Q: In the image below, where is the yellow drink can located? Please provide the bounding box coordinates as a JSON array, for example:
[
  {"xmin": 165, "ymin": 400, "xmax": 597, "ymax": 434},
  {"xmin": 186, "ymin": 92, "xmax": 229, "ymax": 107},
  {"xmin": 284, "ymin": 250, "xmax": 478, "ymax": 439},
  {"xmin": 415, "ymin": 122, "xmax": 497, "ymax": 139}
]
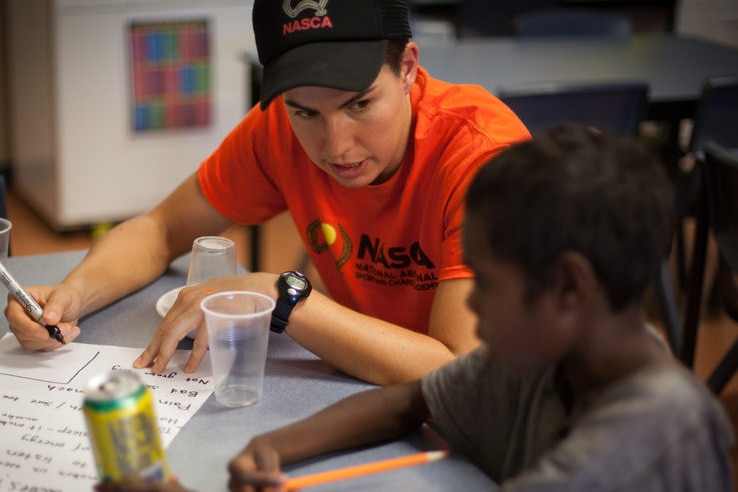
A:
[{"xmin": 83, "ymin": 370, "xmax": 169, "ymax": 483}]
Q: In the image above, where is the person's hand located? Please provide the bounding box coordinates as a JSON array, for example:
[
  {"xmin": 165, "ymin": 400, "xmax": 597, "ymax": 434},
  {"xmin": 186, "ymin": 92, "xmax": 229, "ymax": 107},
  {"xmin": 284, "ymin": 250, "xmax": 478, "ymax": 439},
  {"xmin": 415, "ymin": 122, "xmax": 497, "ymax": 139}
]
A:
[
  {"xmin": 134, "ymin": 272, "xmax": 279, "ymax": 374},
  {"xmin": 4, "ymin": 284, "xmax": 82, "ymax": 350},
  {"xmin": 94, "ymin": 477, "xmax": 192, "ymax": 492},
  {"xmin": 227, "ymin": 438, "xmax": 288, "ymax": 492}
]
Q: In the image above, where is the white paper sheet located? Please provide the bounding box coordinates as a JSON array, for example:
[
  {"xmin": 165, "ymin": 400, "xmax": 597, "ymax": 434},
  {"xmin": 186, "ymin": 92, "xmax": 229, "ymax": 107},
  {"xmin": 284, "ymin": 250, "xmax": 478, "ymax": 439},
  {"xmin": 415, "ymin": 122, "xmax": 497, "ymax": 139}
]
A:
[{"xmin": 0, "ymin": 334, "xmax": 213, "ymax": 491}]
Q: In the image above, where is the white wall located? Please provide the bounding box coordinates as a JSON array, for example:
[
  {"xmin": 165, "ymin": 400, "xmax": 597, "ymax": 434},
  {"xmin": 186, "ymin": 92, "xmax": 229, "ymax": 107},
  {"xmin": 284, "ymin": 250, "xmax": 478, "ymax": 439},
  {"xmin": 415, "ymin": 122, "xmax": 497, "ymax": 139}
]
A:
[{"xmin": 9, "ymin": 0, "xmax": 255, "ymax": 229}]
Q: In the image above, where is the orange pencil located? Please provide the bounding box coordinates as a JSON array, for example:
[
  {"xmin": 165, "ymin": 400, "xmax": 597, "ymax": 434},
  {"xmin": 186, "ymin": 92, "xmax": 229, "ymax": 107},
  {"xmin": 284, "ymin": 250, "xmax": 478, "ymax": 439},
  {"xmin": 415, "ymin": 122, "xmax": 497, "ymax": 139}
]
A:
[{"xmin": 283, "ymin": 450, "xmax": 448, "ymax": 490}]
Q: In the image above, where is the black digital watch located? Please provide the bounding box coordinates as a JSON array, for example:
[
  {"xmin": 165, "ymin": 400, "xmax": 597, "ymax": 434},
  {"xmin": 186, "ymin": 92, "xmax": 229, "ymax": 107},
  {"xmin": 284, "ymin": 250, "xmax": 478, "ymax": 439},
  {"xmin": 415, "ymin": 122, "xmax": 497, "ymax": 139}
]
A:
[{"xmin": 270, "ymin": 271, "xmax": 312, "ymax": 333}]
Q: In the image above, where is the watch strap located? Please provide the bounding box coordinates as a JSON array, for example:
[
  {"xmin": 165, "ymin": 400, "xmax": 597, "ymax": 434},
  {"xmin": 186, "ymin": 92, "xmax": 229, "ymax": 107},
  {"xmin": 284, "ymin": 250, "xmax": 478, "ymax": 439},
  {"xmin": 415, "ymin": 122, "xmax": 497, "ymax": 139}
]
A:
[{"xmin": 270, "ymin": 301, "xmax": 294, "ymax": 333}]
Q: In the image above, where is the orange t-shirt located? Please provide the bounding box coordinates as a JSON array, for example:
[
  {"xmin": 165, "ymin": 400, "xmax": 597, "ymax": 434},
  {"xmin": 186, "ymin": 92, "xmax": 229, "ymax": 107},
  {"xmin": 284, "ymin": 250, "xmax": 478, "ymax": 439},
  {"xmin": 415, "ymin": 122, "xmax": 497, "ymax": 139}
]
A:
[{"xmin": 198, "ymin": 67, "xmax": 529, "ymax": 334}]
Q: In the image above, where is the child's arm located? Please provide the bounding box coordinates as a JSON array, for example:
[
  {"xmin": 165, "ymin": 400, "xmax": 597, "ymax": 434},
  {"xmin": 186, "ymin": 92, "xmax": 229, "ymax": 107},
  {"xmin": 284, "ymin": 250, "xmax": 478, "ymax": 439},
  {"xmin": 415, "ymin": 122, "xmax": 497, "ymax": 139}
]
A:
[{"xmin": 227, "ymin": 380, "xmax": 430, "ymax": 490}]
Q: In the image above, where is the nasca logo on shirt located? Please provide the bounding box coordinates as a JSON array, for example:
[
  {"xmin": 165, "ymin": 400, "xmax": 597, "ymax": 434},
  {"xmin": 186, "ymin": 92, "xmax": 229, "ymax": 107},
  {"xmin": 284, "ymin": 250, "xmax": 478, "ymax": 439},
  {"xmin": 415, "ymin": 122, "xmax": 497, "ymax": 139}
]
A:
[{"xmin": 282, "ymin": 0, "xmax": 333, "ymax": 34}]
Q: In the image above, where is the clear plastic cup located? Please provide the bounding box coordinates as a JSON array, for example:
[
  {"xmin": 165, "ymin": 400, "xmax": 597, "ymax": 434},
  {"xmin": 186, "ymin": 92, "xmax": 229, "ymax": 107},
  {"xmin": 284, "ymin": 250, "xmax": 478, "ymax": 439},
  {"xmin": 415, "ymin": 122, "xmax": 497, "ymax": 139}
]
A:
[{"xmin": 200, "ymin": 291, "xmax": 275, "ymax": 407}]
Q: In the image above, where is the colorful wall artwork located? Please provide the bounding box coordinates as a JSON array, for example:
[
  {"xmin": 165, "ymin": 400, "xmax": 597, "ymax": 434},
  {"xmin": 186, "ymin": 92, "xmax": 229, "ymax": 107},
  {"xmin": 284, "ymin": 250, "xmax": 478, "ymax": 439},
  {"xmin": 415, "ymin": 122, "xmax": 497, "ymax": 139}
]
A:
[{"xmin": 129, "ymin": 20, "xmax": 211, "ymax": 132}]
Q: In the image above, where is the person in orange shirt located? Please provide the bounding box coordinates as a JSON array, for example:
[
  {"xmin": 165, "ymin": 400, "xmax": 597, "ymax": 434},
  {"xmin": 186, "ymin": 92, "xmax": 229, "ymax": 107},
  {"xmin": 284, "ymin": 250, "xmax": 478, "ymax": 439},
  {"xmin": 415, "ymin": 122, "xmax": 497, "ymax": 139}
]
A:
[{"xmin": 5, "ymin": 0, "xmax": 529, "ymax": 386}]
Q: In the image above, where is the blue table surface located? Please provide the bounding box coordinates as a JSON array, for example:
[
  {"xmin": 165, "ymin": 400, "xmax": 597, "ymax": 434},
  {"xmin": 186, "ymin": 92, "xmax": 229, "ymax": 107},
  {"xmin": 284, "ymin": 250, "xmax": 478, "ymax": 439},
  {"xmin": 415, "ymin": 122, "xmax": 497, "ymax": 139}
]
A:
[{"xmin": 0, "ymin": 251, "xmax": 496, "ymax": 491}]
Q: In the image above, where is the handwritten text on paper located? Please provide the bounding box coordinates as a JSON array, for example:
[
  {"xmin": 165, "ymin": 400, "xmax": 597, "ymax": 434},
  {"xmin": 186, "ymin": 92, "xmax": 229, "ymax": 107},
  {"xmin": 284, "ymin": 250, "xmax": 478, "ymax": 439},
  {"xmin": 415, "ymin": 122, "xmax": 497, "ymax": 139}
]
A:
[{"xmin": 0, "ymin": 334, "xmax": 213, "ymax": 491}]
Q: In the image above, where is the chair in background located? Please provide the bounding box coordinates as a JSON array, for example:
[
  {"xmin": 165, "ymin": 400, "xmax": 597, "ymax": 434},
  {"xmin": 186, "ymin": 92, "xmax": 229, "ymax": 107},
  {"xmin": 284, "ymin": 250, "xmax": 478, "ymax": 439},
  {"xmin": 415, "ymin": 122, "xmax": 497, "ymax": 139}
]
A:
[
  {"xmin": 513, "ymin": 8, "xmax": 633, "ymax": 38},
  {"xmin": 677, "ymin": 76, "xmax": 738, "ymax": 278},
  {"xmin": 497, "ymin": 80, "xmax": 649, "ymax": 138},
  {"xmin": 496, "ymin": 80, "xmax": 681, "ymax": 351},
  {"xmin": 680, "ymin": 142, "xmax": 738, "ymax": 394},
  {"xmin": 676, "ymin": 76, "xmax": 738, "ymax": 366},
  {"xmin": 687, "ymin": 75, "xmax": 738, "ymax": 160},
  {"xmin": 248, "ymin": 64, "xmax": 265, "ymax": 272}
]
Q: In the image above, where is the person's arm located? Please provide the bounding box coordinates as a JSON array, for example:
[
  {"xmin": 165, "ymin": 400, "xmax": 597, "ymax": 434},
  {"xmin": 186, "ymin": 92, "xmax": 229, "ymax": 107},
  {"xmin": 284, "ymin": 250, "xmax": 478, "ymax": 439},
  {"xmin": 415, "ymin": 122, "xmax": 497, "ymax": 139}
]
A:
[
  {"xmin": 5, "ymin": 173, "xmax": 232, "ymax": 351},
  {"xmin": 227, "ymin": 380, "xmax": 430, "ymax": 491},
  {"xmin": 286, "ymin": 277, "xmax": 480, "ymax": 385},
  {"xmin": 134, "ymin": 274, "xmax": 479, "ymax": 383}
]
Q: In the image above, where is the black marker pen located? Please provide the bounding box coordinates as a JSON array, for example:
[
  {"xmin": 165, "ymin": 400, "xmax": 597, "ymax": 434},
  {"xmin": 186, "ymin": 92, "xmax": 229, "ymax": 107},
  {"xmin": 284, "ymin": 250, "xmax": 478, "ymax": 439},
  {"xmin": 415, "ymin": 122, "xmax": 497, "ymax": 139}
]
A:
[{"xmin": 0, "ymin": 260, "xmax": 65, "ymax": 344}]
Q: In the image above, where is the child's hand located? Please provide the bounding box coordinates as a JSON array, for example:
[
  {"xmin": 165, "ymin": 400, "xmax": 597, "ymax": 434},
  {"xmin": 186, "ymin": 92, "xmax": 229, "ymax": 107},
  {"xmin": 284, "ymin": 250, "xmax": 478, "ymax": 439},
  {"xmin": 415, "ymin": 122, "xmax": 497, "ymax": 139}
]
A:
[{"xmin": 227, "ymin": 440, "xmax": 289, "ymax": 492}]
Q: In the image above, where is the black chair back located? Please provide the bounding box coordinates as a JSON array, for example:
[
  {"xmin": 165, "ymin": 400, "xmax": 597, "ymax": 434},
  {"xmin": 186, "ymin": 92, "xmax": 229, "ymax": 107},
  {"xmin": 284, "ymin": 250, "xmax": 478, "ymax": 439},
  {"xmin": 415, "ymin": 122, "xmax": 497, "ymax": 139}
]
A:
[
  {"xmin": 513, "ymin": 8, "xmax": 633, "ymax": 38},
  {"xmin": 497, "ymin": 81, "xmax": 649, "ymax": 138},
  {"xmin": 689, "ymin": 75, "xmax": 738, "ymax": 159},
  {"xmin": 698, "ymin": 141, "xmax": 738, "ymax": 393},
  {"xmin": 670, "ymin": 74, "xmax": 738, "ymax": 299},
  {"xmin": 704, "ymin": 142, "xmax": 738, "ymax": 276},
  {"xmin": 497, "ymin": 80, "xmax": 683, "ymax": 351}
]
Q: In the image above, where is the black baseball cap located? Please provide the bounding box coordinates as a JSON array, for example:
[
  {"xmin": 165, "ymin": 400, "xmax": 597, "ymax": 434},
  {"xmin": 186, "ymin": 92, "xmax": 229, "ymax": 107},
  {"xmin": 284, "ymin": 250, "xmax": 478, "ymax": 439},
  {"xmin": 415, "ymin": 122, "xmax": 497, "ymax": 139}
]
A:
[{"xmin": 253, "ymin": 0, "xmax": 412, "ymax": 109}]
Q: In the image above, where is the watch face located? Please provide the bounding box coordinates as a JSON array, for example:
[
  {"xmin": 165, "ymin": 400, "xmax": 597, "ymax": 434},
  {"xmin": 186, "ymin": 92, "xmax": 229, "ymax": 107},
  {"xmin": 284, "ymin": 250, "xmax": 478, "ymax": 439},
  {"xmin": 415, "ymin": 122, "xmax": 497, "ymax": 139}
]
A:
[{"xmin": 285, "ymin": 274, "xmax": 307, "ymax": 291}]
